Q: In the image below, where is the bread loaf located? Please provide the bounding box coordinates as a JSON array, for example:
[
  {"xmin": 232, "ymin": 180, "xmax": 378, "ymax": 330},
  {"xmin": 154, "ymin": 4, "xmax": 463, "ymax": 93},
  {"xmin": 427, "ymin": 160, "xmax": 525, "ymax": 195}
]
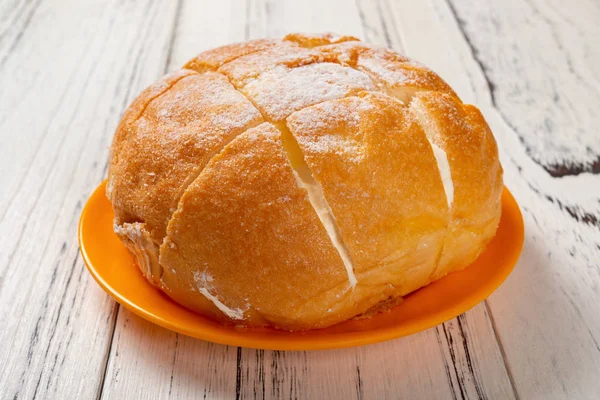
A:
[{"xmin": 107, "ymin": 33, "xmax": 503, "ymax": 330}]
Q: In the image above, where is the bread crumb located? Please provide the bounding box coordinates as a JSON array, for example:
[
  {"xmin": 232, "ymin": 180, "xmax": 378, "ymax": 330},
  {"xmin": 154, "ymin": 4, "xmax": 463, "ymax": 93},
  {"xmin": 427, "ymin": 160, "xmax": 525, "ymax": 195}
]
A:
[{"xmin": 193, "ymin": 270, "xmax": 248, "ymax": 320}]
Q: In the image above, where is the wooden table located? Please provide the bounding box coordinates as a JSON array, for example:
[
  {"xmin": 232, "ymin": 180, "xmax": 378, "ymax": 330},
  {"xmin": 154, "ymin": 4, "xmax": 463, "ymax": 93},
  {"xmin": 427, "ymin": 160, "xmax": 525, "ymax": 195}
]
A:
[{"xmin": 2, "ymin": 0, "xmax": 599, "ymax": 398}]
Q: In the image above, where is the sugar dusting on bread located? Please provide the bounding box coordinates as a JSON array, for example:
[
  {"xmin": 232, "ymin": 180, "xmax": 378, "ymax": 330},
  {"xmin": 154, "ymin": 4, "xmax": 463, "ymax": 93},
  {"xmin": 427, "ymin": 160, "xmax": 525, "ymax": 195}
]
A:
[
  {"xmin": 243, "ymin": 63, "xmax": 375, "ymax": 121},
  {"xmin": 285, "ymin": 97, "xmax": 374, "ymax": 163},
  {"xmin": 108, "ymin": 71, "xmax": 263, "ymax": 247},
  {"xmin": 218, "ymin": 41, "xmax": 317, "ymax": 87}
]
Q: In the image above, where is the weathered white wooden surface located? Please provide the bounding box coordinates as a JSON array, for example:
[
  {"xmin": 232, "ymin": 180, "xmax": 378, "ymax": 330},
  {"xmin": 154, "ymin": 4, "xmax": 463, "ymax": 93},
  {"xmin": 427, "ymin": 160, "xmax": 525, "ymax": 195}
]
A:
[
  {"xmin": 0, "ymin": 0, "xmax": 598, "ymax": 398},
  {"xmin": 0, "ymin": 0, "xmax": 178, "ymax": 398},
  {"xmin": 388, "ymin": 1, "xmax": 600, "ymax": 397}
]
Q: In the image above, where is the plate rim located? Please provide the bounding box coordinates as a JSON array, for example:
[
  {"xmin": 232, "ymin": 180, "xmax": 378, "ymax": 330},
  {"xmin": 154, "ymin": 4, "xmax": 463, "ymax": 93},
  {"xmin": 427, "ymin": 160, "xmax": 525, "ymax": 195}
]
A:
[{"xmin": 79, "ymin": 181, "xmax": 524, "ymax": 350}]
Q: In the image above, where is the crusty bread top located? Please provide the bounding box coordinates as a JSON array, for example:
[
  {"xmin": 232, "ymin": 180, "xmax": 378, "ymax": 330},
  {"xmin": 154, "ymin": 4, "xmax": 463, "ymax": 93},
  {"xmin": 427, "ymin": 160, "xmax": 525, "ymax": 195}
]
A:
[
  {"xmin": 159, "ymin": 123, "xmax": 356, "ymax": 328},
  {"xmin": 107, "ymin": 33, "xmax": 503, "ymax": 330},
  {"xmin": 108, "ymin": 71, "xmax": 263, "ymax": 245},
  {"xmin": 287, "ymin": 92, "xmax": 450, "ymax": 294},
  {"xmin": 410, "ymin": 92, "xmax": 503, "ymax": 277}
]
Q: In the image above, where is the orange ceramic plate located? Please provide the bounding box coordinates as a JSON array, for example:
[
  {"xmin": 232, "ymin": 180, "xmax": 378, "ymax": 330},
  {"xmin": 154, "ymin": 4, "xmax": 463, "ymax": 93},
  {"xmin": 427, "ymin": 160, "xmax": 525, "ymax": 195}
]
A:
[{"xmin": 79, "ymin": 181, "xmax": 523, "ymax": 350}]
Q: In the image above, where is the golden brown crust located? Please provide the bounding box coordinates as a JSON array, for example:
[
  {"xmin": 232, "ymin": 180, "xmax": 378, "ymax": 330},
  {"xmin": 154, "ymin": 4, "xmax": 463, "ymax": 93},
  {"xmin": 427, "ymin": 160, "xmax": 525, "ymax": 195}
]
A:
[
  {"xmin": 353, "ymin": 296, "xmax": 404, "ymax": 320},
  {"xmin": 287, "ymin": 93, "xmax": 450, "ymax": 297},
  {"xmin": 107, "ymin": 33, "xmax": 503, "ymax": 330},
  {"xmin": 313, "ymin": 41, "xmax": 457, "ymax": 102},
  {"xmin": 283, "ymin": 32, "xmax": 359, "ymax": 48},
  {"xmin": 107, "ymin": 69, "xmax": 197, "ymax": 194},
  {"xmin": 159, "ymin": 123, "xmax": 385, "ymax": 330},
  {"xmin": 241, "ymin": 62, "xmax": 376, "ymax": 121},
  {"xmin": 108, "ymin": 72, "xmax": 263, "ymax": 246},
  {"xmin": 317, "ymin": 41, "xmax": 410, "ymax": 66},
  {"xmin": 409, "ymin": 92, "xmax": 503, "ymax": 279},
  {"xmin": 218, "ymin": 33, "xmax": 361, "ymax": 89},
  {"xmin": 218, "ymin": 41, "xmax": 318, "ymax": 87},
  {"xmin": 183, "ymin": 39, "xmax": 279, "ymax": 72},
  {"xmin": 374, "ymin": 60, "xmax": 458, "ymax": 103}
]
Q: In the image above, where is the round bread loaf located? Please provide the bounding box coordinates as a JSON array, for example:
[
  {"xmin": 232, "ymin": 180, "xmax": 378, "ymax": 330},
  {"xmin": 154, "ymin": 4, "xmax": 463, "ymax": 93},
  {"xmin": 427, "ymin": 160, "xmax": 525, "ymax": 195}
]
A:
[{"xmin": 107, "ymin": 33, "xmax": 503, "ymax": 331}]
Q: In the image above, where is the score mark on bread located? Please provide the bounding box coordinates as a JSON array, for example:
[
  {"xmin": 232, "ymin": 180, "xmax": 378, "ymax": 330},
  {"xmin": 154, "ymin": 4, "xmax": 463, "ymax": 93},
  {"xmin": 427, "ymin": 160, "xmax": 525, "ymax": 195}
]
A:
[
  {"xmin": 107, "ymin": 33, "xmax": 503, "ymax": 330},
  {"xmin": 279, "ymin": 123, "xmax": 358, "ymax": 288}
]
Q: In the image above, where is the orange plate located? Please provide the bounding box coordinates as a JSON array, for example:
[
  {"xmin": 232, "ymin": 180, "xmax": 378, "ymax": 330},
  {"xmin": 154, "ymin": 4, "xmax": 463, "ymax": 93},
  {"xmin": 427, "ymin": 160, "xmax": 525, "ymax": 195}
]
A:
[{"xmin": 79, "ymin": 181, "xmax": 524, "ymax": 350}]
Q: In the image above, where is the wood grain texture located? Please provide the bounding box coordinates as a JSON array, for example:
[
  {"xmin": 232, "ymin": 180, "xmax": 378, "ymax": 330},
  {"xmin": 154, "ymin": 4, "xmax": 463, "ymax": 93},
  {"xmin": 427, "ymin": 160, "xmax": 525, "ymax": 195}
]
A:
[
  {"xmin": 388, "ymin": 0, "xmax": 600, "ymax": 397},
  {"xmin": 0, "ymin": 0, "xmax": 181, "ymax": 398},
  {"xmin": 101, "ymin": 312, "xmax": 238, "ymax": 399},
  {"xmin": 1, "ymin": 0, "xmax": 598, "ymax": 398},
  {"xmin": 449, "ymin": 0, "xmax": 600, "ymax": 178}
]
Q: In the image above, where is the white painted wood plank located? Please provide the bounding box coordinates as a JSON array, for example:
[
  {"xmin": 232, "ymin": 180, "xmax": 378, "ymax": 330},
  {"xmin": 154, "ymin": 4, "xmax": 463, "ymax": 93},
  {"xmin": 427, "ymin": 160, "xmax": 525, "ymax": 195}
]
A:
[
  {"xmin": 0, "ymin": 0, "xmax": 181, "ymax": 398},
  {"xmin": 165, "ymin": 0, "xmax": 248, "ymax": 72},
  {"xmin": 450, "ymin": 0, "xmax": 600, "ymax": 176},
  {"xmin": 437, "ymin": 308, "xmax": 517, "ymax": 399},
  {"xmin": 355, "ymin": 0, "xmax": 405, "ymax": 49},
  {"xmin": 237, "ymin": 347, "xmax": 358, "ymax": 399},
  {"xmin": 246, "ymin": 0, "xmax": 363, "ymax": 40},
  {"xmin": 106, "ymin": 306, "xmax": 512, "ymax": 399},
  {"xmin": 338, "ymin": 305, "xmax": 512, "ymax": 399},
  {"xmin": 388, "ymin": 0, "xmax": 600, "ymax": 398},
  {"xmin": 101, "ymin": 311, "xmax": 238, "ymax": 399}
]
